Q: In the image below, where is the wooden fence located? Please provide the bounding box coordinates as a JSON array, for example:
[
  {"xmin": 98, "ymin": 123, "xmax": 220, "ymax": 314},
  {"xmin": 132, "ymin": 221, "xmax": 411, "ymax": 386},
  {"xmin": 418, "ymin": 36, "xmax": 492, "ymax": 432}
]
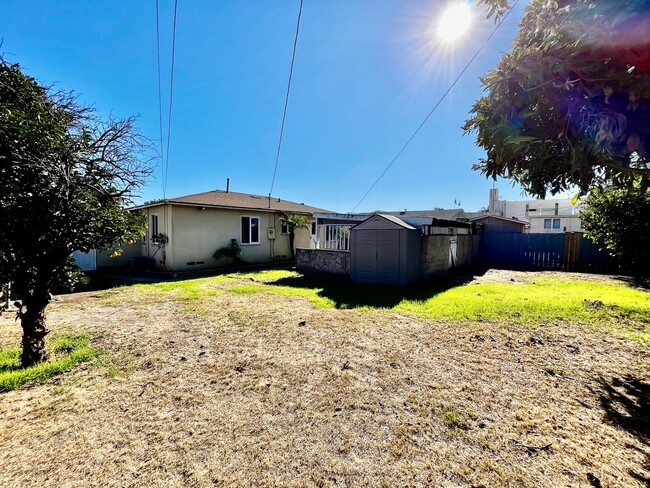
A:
[{"xmin": 479, "ymin": 233, "xmax": 616, "ymax": 271}]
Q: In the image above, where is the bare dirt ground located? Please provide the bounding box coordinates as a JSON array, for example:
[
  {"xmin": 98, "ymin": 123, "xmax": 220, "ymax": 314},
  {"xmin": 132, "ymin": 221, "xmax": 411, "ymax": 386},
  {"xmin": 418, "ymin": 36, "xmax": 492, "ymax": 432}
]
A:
[{"xmin": 0, "ymin": 271, "xmax": 648, "ymax": 487}]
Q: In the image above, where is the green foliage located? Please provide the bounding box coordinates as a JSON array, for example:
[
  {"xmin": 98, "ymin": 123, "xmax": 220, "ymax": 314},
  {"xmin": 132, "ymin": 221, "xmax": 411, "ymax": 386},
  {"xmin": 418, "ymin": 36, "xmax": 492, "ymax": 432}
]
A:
[
  {"xmin": 0, "ymin": 334, "xmax": 100, "ymax": 392},
  {"xmin": 0, "ymin": 58, "xmax": 151, "ymax": 298},
  {"xmin": 0, "ymin": 57, "xmax": 151, "ymax": 364},
  {"xmin": 280, "ymin": 213, "xmax": 312, "ymax": 259},
  {"xmin": 465, "ymin": 0, "xmax": 650, "ymax": 197},
  {"xmin": 281, "ymin": 212, "xmax": 311, "ymax": 231},
  {"xmin": 581, "ymin": 184, "xmax": 650, "ymax": 275}
]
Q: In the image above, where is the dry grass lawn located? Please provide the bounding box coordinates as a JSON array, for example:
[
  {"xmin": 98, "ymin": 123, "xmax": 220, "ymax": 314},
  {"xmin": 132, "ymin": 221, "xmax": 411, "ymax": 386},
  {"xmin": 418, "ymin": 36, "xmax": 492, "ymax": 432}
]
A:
[{"xmin": 0, "ymin": 269, "xmax": 648, "ymax": 487}]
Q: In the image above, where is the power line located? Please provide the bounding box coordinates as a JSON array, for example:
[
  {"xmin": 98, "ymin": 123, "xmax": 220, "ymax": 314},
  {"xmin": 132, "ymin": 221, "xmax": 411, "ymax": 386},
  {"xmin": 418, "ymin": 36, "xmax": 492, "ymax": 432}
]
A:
[
  {"xmin": 269, "ymin": 0, "xmax": 304, "ymax": 197},
  {"xmin": 163, "ymin": 0, "xmax": 179, "ymax": 199},
  {"xmin": 350, "ymin": 1, "xmax": 519, "ymax": 212},
  {"xmin": 155, "ymin": 0, "xmax": 165, "ymax": 198}
]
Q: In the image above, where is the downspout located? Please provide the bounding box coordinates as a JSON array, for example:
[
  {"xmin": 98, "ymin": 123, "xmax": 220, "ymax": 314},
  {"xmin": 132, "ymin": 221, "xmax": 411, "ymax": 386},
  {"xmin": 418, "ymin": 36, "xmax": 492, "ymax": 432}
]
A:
[{"xmin": 270, "ymin": 213, "xmax": 275, "ymax": 259}]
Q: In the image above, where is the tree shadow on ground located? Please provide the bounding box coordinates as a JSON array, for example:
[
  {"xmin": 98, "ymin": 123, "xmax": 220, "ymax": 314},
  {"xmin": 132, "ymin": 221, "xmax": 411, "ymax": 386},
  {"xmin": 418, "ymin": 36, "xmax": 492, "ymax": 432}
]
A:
[
  {"xmin": 596, "ymin": 376, "xmax": 649, "ymax": 484},
  {"xmin": 269, "ymin": 271, "xmax": 484, "ymax": 309},
  {"xmin": 618, "ymin": 275, "xmax": 650, "ymax": 291}
]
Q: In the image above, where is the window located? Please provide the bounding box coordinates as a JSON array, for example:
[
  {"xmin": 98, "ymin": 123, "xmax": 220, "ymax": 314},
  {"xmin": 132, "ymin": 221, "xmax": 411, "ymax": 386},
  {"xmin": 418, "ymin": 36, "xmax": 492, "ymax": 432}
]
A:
[
  {"xmin": 150, "ymin": 214, "xmax": 158, "ymax": 240},
  {"xmin": 311, "ymin": 222, "xmax": 316, "ymax": 235},
  {"xmin": 544, "ymin": 218, "xmax": 561, "ymax": 229},
  {"xmin": 281, "ymin": 221, "xmax": 290, "ymax": 234},
  {"xmin": 241, "ymin": 216, "xmax": 260, "ymax": 244}
]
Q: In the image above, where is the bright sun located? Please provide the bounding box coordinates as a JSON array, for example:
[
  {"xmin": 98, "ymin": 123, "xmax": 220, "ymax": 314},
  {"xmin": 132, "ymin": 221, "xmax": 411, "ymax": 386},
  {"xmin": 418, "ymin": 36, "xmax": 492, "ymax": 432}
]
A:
[{"xmin": 437, "ymin": 2, "xmax": 473, "ymax": 43}]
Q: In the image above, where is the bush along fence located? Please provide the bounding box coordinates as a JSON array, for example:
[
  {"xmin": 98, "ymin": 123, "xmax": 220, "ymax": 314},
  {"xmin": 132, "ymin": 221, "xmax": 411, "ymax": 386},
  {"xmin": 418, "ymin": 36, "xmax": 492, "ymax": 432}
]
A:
[{"xmin": 479, "ymin": 232, "xmax": 617, "ymax": 271}]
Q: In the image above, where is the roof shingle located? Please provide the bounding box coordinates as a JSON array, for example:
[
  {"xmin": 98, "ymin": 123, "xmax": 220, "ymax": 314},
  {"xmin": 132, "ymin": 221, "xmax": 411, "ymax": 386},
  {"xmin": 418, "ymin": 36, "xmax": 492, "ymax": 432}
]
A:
[{"xmin": 139, "ymin": 189, "xmax": 331, "ymax": 214}]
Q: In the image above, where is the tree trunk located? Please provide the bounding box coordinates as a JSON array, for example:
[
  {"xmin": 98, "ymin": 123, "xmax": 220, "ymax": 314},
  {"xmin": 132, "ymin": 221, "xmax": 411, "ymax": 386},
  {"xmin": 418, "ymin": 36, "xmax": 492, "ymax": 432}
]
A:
[
  {"xmin": 20, "ymin": 291, "xmax": 50, "ymax": 367},
  {"xmin": 289, "ymin": 231, "xmax": 296, "ymax": 259}
]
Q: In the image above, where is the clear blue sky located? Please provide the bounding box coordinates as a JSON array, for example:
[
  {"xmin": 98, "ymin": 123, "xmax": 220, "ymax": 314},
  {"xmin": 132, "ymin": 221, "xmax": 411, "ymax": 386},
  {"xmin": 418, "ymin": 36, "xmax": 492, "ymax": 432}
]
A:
[{"xmin": 3, "ymin": 0, "xmax": 533, "ymax": 213}]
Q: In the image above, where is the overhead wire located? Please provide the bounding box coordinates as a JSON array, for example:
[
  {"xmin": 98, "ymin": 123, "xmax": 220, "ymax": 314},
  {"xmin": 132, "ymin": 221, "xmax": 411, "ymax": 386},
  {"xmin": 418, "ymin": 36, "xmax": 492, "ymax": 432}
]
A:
[
  {"xmin": 155, "ymin": 0, "xmax": 166, "ymax": 198},
  {"xmin": 350, "ymin": 0, "xmax": 519, "ymax": 212},
  {"xmin": 163, "ymin": 0, "xmax": 179, "ymax": 200},
  {"xmin": 269, "ymin": 0, "xmax": 304, "ymax": 198}
]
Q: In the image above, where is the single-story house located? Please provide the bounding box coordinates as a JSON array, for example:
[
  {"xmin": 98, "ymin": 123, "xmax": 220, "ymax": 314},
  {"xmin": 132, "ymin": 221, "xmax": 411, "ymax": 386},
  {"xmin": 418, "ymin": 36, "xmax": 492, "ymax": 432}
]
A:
[{"xmin": 129, "ymin": 189, "xmax": 330, "ymax": 272}]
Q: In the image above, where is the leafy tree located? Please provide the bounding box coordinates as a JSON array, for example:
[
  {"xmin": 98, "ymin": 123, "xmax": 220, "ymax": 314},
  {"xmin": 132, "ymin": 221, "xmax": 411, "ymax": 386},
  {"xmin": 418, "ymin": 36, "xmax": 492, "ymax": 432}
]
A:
[
  {"xmin": 280, "ymin": 213, "xmax": 311, "ymax": 259},
  {"xmin": 465, "ymin": 0, "xmax": 650, "ymax": 197},
  {"xmin": 0, "ymin": 58, "xmax": 151, "ymax": 366},
  {"xmin": 580, "ymin": 184, "xmax": 650, "ymax": 275}
]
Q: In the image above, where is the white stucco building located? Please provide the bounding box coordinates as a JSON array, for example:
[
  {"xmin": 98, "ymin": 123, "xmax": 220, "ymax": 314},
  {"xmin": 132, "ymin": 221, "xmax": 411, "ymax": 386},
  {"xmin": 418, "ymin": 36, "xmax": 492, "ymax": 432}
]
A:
[{"xmin": 471, "ymin": 188, "xmax": 583, "ymax": 233}]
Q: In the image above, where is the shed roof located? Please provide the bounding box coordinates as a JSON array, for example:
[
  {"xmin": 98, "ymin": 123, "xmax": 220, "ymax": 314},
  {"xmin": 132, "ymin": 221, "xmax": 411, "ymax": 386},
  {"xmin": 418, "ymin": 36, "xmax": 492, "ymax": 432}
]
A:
[
  {"xmin": 131, "ymin": 189, "xmax": 331, "ymax": 214},
  {"xmin": 352, "ymin": 213, "xmax": 417, "ymax": 231}
]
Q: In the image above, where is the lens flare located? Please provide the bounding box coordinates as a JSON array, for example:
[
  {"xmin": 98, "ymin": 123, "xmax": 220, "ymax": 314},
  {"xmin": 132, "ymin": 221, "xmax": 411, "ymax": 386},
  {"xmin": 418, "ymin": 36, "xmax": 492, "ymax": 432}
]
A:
[{"xmin": 437, "ymin": 3, "xmax": 473, "ymax": 43}]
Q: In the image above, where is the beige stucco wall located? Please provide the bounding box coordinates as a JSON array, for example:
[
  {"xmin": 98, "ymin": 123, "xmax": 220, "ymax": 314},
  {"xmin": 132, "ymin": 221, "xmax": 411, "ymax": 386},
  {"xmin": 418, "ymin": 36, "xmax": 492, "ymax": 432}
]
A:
[
  {"xmin": 96, "ymin": 242, "xmax": 142, "ymax": 268},
  {"xmin": 141, "ymin": 204, "xmax": 312, "ymax": 271}
]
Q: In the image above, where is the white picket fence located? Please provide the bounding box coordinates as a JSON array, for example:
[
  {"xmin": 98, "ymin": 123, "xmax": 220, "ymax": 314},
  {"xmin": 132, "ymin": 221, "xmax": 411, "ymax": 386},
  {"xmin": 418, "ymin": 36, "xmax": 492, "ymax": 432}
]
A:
[{"xmin": 316, "ymin": 224, "xmax": 351, "ymax": 251}]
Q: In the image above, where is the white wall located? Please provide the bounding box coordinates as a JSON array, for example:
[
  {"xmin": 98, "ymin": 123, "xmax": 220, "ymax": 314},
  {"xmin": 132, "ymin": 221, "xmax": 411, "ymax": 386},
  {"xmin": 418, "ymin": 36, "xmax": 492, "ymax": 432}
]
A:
[{"xmin": 489, "ymin": 189, "xmax": 583, "ymax": 233}]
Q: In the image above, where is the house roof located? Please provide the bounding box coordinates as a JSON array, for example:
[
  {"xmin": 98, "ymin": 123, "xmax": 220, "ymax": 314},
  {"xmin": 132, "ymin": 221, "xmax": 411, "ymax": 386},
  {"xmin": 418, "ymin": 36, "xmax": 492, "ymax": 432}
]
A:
[
  {"xmin": 382, "ymin": 209, "xmax": 466, "ymax": 220},
  {"xmin": 131, "ymin": 189, "xmax": 331, "ymax": 215},
  {"xmin": 469, "ymin": 215, "xmax": 530, "ymax": 226}
]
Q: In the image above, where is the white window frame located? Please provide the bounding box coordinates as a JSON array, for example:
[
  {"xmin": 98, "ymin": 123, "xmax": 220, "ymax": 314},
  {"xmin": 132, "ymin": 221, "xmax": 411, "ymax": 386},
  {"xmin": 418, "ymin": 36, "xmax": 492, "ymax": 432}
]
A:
[
  {"xmin": 281, "ymin": 221, "xmax": 290, "ymax": 235},
  {"xmin": 241, "ymin": 215, "xmax": 260, "ymax": 245},
  {"xmin": 544, "ymin": 218, "xmax": 561, "ymax": 229},
  {"xmin": 150, "ymin": 213, "xmax": 159, "ymax": 241}
]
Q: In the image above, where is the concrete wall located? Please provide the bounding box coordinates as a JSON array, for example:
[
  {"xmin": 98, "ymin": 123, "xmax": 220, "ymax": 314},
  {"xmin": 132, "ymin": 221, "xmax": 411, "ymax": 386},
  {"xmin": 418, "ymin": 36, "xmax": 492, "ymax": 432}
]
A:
[
  {"xmin": 420, "ymin": 235, "xmax": 477, "ymax": 280},
  {"xmin": 142, "ymin": 204, "xmax": 311, "ymax": 271},
  {"xmin": 296, "ymin": 248, "xmax": 350, "ymax": 276},
  {"xmin": 420, "ymin": 236, "xmax": 450, "ymax": 279}
]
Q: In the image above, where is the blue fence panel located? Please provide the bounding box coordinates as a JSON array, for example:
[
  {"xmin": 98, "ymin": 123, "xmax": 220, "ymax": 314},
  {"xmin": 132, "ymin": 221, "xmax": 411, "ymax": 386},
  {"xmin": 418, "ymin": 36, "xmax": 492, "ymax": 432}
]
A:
[{"xmin": 479, "ymin": 233, "xmax": 614, "ymax": 271}]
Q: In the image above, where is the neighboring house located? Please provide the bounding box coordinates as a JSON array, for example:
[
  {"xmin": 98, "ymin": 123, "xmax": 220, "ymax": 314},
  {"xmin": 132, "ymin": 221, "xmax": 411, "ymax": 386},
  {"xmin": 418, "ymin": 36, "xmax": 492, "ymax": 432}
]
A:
[
  {"xmin": 383, "ymin": 208, "xmax": 468, "ymax": 221},
  {"xmin": 469, "ymin": 188, "xmax": 583, "ymax": 233},
  {"xmin": 469, "ymin": 215, "xmax": 529, "ymax": 234},
  {"xmin": 310, "ymin": 208, "xmax": 468, "ymax": 251},
  {"xmin": 130, "ymin": 189, "xmax": 330, "ymax": 272}
]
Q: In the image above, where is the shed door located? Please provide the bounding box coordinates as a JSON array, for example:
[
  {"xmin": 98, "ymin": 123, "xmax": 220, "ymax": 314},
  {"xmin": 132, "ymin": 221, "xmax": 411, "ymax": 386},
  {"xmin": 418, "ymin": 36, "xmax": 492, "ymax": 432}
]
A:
[
  {"xmin": 355, "ymin": 230, "xmax": 377, "ymax": 283},
  {"xmin": 376, "ymin": 230, "xmax": 400, "ymax": 284},
  {"xmin": 353, "ymin": 229, "xmax": 401, "ymax": 284}
]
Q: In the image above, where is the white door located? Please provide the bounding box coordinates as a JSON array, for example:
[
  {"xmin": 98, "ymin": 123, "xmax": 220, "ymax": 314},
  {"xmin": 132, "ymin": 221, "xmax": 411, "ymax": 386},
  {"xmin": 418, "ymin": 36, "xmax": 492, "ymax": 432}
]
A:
[{"xmin": 73, "ymin": 250, "xmax": 97, "ymax": 271}]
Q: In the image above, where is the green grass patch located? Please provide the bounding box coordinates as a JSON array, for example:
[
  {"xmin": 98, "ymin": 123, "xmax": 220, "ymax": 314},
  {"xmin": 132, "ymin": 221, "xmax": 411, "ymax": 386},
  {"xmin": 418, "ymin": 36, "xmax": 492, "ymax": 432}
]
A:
[
  {"xmin": 229, "ymin": 283, "xmax": 263, "ymax": 294},
  {"xmin": 87, "ymin": 270, "xmax": 650, "ymax": 342},
  {"xmin": 0, "ymin": 334, "xmax": 100, "ymax": 392},
  {"xmin": 545, "ymin": 365, "xmax": 568, "ymax": 377},
  {"xmin": 440, "ymin": 406, "xmax": 470, "ymax": 433},
  {"xmin": 226, "ymin": 270, "xmax": 649, "ymax": 340}
]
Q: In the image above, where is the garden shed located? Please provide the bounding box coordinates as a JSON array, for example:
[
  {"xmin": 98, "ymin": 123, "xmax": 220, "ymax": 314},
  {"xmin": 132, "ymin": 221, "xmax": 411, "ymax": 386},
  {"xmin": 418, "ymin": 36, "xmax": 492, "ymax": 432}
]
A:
[{"xmin": 350, "ymin": 214, "xmax": 421, "ymax": 285}]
